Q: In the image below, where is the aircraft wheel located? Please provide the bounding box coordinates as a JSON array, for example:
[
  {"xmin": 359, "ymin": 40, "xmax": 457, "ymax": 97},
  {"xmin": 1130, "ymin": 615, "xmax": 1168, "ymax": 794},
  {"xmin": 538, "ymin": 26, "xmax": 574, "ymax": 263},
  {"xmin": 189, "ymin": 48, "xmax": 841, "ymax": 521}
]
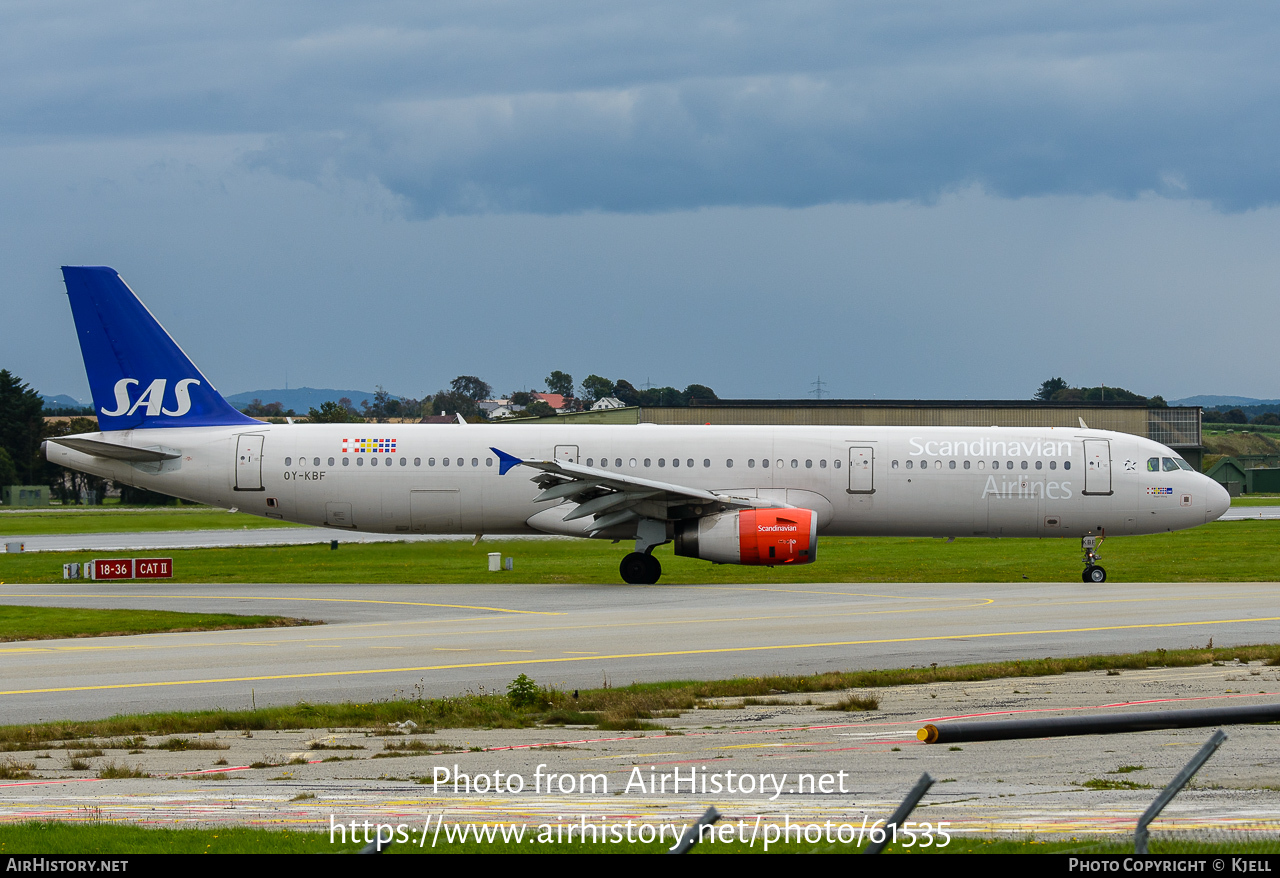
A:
[
  {"xmin": 1083, "ymin": 565, "xmax": 1107, "ymax": 583},
  {"xmin": 643, "ymin": 553, "xmax": 662, "ymax": 584},
  {"xmin": 620, "ymin": 553, "xmax": 650, "ymax": 584}
]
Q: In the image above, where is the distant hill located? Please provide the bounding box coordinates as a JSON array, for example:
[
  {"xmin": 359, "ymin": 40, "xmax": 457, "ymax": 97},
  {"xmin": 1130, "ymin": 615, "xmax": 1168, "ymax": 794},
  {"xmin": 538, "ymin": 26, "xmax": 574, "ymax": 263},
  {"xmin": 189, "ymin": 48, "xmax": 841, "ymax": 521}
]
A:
[
  {"xmin": 1170, "ymin": 395, "xmax": 1280, "ymax": 408},
  {"xmin": 39, "ymin": 393, "xmax": 89, "ymax": 409},
  {"xmin": 225, "ymin": 387, "xmax": 390, "ymax": 413}
]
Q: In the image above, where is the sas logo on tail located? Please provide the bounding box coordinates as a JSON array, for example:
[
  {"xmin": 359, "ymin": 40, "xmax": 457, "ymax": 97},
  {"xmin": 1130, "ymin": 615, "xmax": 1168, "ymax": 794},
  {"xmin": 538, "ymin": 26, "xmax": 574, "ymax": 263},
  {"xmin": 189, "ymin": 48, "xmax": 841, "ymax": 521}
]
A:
[{"xmin": 100, "ymin": 378, "xmax": 201, "ymax": 417}]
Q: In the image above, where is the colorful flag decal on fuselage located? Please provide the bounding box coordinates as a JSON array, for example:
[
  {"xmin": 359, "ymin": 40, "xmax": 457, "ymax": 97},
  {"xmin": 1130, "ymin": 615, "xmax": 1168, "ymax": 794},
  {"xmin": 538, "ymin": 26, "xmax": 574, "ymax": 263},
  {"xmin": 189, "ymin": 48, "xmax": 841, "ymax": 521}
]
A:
[{"xmin": 342, "ymin": 438, "xmax": 397, "ymax": 453}]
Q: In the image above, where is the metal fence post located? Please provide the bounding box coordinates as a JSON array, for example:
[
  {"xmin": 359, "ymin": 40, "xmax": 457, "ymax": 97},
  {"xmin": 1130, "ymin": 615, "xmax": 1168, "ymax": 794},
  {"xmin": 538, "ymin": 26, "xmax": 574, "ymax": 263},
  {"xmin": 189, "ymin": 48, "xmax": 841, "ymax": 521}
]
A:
[
  {"xmin": 864, "ymin": 772, "xmax": 935, "ymax": 854},
  {"xmin": 1134, "ymin": 729, "xmax": 1228, "ymax": 854},
  {"xmin": 669, "ymin": 806, "xmax": 721, "ymax": 854}
]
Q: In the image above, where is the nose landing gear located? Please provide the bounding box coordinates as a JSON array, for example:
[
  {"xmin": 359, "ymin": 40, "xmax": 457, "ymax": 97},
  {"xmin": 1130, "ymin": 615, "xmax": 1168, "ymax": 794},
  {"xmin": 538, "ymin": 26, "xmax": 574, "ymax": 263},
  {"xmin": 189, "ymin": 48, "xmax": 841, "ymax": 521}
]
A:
[{"xmin": 1081, "ymin": 531, "xmax": 1106, "ymax": 583}]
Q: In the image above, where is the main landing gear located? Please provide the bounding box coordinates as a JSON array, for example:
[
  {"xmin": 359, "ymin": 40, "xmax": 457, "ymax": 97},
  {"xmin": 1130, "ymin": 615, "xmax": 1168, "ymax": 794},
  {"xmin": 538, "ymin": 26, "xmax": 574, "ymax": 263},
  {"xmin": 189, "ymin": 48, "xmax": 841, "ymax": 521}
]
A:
[
  {"xmin": 1081, "ymin": 532, "xmax": 1106, "ymax": 583},
  {"xmin": 620, "ymin": 552, "xmax": 662, "ymax": 585},
  {"xmin": 619, "ymin": 518, "xmax": 667, "ymax": 585}
]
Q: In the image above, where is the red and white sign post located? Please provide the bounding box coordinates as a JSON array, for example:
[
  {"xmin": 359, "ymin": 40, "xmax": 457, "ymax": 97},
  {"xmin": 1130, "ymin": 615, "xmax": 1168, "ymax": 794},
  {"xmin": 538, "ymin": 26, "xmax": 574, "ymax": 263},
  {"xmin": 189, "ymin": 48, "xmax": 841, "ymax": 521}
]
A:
[{"xmin": 87, "ymin": 559, "xmax": 173, "ymax": 580}]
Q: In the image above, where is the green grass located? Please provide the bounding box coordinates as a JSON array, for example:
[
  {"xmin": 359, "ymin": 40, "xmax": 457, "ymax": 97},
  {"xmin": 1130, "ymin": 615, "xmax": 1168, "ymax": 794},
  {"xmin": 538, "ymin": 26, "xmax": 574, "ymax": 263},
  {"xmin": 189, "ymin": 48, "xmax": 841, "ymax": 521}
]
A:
[
  {"xmin": 0, "ymin": 822, "xmax": 1275, "ymax": 854},
  {"xmin": 0, "ymin": 643, "xmax": 1275, "ymax": 746},
  {"xmin": 2, "ymin": 519, "xmax": 1278, "ymax": 584},
  {"xmin": 1227, "ymin": 495, "xmax": 1280, "ymax": 506},
  {"xmin": 0, "ymin": 507, "xmax": 303, "ymax": 536},
  {"xmin": 0, "ymin": 605, "xmax": 319, "ymax": 642}
]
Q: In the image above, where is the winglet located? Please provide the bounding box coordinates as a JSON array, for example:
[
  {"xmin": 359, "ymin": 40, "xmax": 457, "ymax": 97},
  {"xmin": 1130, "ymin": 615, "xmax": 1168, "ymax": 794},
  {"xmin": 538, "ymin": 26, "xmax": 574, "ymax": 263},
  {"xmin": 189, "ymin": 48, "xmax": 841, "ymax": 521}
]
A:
[{"xmin": 490, "ymin": 447, "xmax": 524, "ymax": 476}]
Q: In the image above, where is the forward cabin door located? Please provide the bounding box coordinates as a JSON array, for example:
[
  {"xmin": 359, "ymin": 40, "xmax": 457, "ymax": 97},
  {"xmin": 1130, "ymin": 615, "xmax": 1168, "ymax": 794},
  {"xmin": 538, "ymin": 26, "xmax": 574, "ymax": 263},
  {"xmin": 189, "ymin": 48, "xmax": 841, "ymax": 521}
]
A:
[
  {"xmin": 1083, "ymin": 440, "xmax": 1113, "ymax": 496},
  {"xmin": 847, "ymin": 447, "xmax": 874, "ymax": 493},
  {"xmin": 234, "ymin": 434, "xmax": 264, "ymax": 491}
]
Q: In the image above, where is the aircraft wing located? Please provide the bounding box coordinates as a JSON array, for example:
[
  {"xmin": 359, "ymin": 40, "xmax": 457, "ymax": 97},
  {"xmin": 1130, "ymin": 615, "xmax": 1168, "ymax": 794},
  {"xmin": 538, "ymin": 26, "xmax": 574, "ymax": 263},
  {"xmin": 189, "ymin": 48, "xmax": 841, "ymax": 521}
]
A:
[{"xmin": 491, "ymin": 446, "xmax": 790, "ymax": 534}]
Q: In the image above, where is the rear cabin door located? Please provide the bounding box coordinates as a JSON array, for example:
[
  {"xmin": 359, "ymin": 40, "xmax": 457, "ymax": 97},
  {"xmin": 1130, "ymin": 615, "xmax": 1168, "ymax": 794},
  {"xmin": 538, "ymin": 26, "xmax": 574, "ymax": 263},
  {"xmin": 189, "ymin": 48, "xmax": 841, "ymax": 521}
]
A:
[
  {"xmin": 847, "ymin": 447, "xmax": 874, "ymax": 493},
  {"xmin": 1083, "ymin": 439, "xmax": 1113, "ymax": 495},
  {"xmin": 234, "ymin": 434, "xmax": 264, "ymax": 491}
]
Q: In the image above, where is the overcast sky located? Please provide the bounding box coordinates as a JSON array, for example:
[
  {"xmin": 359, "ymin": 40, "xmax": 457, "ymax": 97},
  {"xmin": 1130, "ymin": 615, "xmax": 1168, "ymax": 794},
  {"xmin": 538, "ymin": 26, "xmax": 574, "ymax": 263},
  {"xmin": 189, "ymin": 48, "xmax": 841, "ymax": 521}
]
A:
[{"xmin": 6, "ymin": 2, "xmax": 1280, "ymax": 403}]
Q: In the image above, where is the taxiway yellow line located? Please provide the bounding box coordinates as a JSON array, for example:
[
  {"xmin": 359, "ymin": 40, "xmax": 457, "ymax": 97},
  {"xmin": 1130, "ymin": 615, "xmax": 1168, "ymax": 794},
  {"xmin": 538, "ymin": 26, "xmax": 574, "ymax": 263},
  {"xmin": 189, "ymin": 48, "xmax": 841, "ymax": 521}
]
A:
[{"xmin": 3, "ymin": 615, "xmax": 1278, "ymax": 696}]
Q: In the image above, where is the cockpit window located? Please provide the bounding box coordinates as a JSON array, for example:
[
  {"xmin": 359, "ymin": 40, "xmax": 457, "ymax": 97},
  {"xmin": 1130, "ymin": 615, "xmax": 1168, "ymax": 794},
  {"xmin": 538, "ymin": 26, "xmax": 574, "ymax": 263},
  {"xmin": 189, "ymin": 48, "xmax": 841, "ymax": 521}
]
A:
[
  {"xmin": 1175, "ymin": 458, "xmax": 1193, "ymax": 471},
  {"xmin": 1147, "ymin": 457, "xmax": 1160, "ymax": 472},
  {"xmin": 1162, "ymin": 457, "xmax": 1179, "ymax": 472}
]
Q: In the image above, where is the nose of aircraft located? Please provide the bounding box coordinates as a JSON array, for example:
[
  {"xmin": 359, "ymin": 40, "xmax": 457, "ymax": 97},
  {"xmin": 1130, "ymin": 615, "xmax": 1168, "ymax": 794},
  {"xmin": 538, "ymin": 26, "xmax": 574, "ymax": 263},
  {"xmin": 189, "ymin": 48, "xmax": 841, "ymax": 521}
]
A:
[{"xmin": 1204, "ymin": 476, "xmax": 1231, "ymax": 522}]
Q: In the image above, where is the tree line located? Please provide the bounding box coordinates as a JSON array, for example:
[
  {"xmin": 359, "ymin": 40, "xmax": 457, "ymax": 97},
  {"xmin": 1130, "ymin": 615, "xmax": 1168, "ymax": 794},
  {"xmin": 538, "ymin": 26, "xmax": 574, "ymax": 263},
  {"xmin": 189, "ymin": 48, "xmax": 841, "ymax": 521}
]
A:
[{"xmin": 304, "ymin": 372, "xmax": 719, "ymax": 423}]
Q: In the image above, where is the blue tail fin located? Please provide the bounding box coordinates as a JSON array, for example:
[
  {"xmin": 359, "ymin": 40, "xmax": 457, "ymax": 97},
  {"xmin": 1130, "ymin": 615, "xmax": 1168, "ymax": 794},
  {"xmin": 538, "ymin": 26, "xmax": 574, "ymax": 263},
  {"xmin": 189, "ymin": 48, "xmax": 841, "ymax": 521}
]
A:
[{"xmin": 61, "ymin": 266, "xmax": 257, "ymax": 430}]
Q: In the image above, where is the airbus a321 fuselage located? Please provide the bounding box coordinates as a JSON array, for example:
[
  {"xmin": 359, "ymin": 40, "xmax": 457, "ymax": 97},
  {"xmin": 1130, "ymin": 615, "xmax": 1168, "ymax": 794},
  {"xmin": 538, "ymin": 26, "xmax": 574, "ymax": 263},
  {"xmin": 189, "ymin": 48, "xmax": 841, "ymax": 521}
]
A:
[{"xmin": 45, "ymin": 267, "xmax": 1231, "ymax": 584}]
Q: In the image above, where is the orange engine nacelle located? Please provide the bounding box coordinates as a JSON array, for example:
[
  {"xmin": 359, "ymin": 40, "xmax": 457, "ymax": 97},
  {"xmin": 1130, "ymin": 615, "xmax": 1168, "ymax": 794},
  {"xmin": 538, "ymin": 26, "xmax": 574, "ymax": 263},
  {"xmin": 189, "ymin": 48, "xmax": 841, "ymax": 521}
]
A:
[{"xmin": 674, "ymin": 508, "xmax": 817, "ymax": 566}]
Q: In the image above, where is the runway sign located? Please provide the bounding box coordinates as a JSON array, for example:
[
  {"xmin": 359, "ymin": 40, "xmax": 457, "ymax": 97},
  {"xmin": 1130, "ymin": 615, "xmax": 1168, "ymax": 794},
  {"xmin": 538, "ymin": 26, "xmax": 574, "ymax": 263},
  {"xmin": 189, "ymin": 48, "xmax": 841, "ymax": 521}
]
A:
[{"xmin": 87, "ymin": 558, "xmax": 173, "ymax": 580}]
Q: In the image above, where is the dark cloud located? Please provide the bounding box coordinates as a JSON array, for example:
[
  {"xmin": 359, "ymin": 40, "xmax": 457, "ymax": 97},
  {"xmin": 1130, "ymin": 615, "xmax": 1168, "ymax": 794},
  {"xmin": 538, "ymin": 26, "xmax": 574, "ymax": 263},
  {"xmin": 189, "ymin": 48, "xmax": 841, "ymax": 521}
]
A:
[{"xmin": 4, "ymin": 2, "xmax": 1280, "ymax": 213}]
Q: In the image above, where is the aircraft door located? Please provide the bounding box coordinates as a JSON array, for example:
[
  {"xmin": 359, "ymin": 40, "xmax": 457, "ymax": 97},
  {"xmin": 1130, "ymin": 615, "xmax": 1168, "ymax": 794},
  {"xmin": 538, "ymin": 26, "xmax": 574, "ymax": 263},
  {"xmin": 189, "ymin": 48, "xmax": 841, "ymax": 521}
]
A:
[
  {"xmin": 554, "ymin": 445, "xmax": 579, "ymax": 464},
  {"xmin": 234, "ymin": 434, "xmax": 264, "ymax": 491},
  {"xmin": 847, "ymin": 447, "xmax": 874, "ymax": 494},
  {"xmin": 1083, "ymin": 440, "xmax": 1113, "ymax": 496}
]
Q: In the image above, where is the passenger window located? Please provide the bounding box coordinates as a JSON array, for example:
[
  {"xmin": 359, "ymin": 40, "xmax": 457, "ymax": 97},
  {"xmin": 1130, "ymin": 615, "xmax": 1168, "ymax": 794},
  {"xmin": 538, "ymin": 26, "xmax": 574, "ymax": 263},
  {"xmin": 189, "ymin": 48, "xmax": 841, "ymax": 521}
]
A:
[
  {"xmin": 791, "ymin": 459, "xmax": 798, "ymax": 468},
  {"xmin": 891, "ymin": 460, "xmax": 899, "ymax": 469},
  {"xmin": 357, "ymin": 458, "xmax": 364, "ymax": 466},
  {"xmin": 1049, "ymin": 460, "xmax": 1056, "ymax": 470},
  {"xmin": 963, "ymin": 460, "xmax": 970, "ymax": 470},
  {"xmin": 471, "ymin": 458, "xmax": 478, "ymax": 467},
  {"xmin": 1021, "ymin": 460, "xmax": 1028, "ymax": 470},
  {"xmin": 748, "ymin": 459, "xmax": 755, "ymax": 468},
  {"xmin": 342, "ymin": 457, "xmax": 349, "ymax": 466},
  {"xmin": 314, "ymin": 458, "xmax": 320, "ymax": 467},
  {"xmin": 703, "ymin": 459, "xmax": 710, "ymax": 468},
  {"xmin": 935, "ymin": 460, "xmax": 942, "ymax": 470},
  {"xmin": 820, "ymin": 459, "xmax": 827, "ymax": 468},
  {"xmin": 457, "ymin": 458, "xmax": 463, "ymax": 467},
  {"xmin": 1035, "ymin": 460, "xmax": 1042, "ymax": 470},
  {"xmin": 629, "ymin": 458, "xmax": 637, "ymax": 467},
  {"xmin": 834, "ymin": 459, "xmax": 840, "ymax": 469},
  {"xmin": 920, "ymin": 460, "xmax": 927, "ymax": 470},
  {"xmin": 1162, "ymin": 457, "xmax": 1178, "ymax": 472},
  {"xmin": 328, "ymin": 457, "xmax": 335, "ymax": 466},
  {"xmin": 428, "ymin": 458, "xmax": 435, "ymax": 466},
  {"xmin": 443, "ymin": 458, "xmax": 449, "ymax": 466},
  {"xmin": 1064, "ymin": 461, "xmax": 1071, "ymax": 470},
  {"xmin": 1006, "ymin": 461, "xmax": 1013, "ymax": 469},
  {"xmin": 486, "ymin": 458, "xmax": 493, "ymax": 467},
  {"xmin": 400, "ymin": 457, "xmax": 407, "ymax": 467},
  {"xmin": 978, "ymin": 460, "xmax": 985, "ymax": 470},
  {"xmin": 726, "ymin": 459, "xmax": 734, "ymax": 468},
  {"xmin": 762, "ymin": 459, "xmax": 770, "ymax": 469},
  {"xmin": 615, "ymin": 458, "xmax": 622, "ymax": 468},
  {"xmin": 370, "ymin": 457, "xmax": 377, "ymax": 466},
  {"xmin": 1147, "ymin": 458, "xmax": 1160, "ymax": 472},
  {"xmin": 414, "ymin": 458, "xmax": 420, "ymax": 466},
  {"xmin": 805, "ymin": 459, "xmax": 813, "ymax": 468},
  {"xmin": 672, "ymin": 458, "xmax": 679, "ymax": 467},
  {"xmin": 906, "ymin": 460, "xmax": 913, "ymax": 469},
  {"xmin": 687, "ymin": 459, "xmax": 694, "ymax": 468},
  {"xmin": 659, "ymin": 458, "xmax": 666, "ymax": 467},
  {"xmin": 949, "ymin": 460, "xmax": 956, "ymax": 469},
  {"xmin": 285, "ymin": 457, "xmax": 291, "ymax": 466},
  {"xmin": 644, "ymin": 458, "xmax": 651, "ymax": 467},
  {"xmin": 586, "ymin": 458, "xmax": 593, "ymax": 467}
]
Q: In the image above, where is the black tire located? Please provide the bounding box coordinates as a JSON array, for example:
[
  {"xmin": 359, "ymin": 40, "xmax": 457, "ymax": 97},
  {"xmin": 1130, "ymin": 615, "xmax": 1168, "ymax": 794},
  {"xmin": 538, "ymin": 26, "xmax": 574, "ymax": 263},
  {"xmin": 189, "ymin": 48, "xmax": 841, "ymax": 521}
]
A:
[
  {"xmin": 643, "ymin": 553, "xmax": 662, "ymax": 584},
  {"xmin": 620, "ymin": 553, "xmax": 650, "ymax": 584},
  {"xmin": 1088, "ymin": 565, "xmax": 1107, "ymax": 583},
  {"xmin": 1082, "ymin": 566, "xmax": 1093, "ymax": 583}
]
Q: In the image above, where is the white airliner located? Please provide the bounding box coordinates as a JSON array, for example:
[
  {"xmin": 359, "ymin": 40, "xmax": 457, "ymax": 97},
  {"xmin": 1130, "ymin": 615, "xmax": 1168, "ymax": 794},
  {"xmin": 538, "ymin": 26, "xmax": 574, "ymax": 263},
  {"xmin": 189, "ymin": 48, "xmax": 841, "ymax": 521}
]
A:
[{"xmin": 45, "ymin": 267, "xmax": 1230, "ymax": 585}]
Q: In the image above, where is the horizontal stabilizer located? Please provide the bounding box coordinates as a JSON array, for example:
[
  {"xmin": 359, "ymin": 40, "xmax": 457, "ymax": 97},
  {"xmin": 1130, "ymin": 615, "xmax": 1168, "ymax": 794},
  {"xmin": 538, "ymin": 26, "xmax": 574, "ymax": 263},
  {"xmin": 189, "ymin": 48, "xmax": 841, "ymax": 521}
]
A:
[{"xmin": 47, "ymin": 437, "xmax": 181, "ymax": 462}]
